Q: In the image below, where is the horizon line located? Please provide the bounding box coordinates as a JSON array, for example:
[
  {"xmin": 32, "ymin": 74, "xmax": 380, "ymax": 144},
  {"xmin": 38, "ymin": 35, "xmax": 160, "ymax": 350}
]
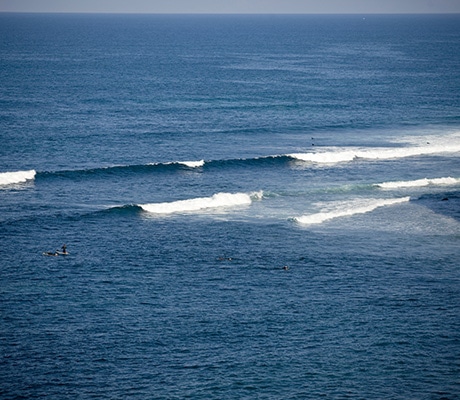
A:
[{"xmin": 1, "ymin": 11, "xmax": 459, "ymax": 15}]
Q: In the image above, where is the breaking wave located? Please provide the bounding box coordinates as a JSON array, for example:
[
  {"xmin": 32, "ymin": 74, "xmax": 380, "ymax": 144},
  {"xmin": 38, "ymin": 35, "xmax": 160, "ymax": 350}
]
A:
[
  {"xmin": 140, "ymin": 191, "xmax": 263, "ymax": 215},
  {"xmin": 376, "ymin": 177, "xmax": 460, "ymax": 189},
  {"xmin": 152, "ymin": 159, "xmax": 205, "ymax": 168},
  {"xmin": 294, "ymin": 197, "xmax": 410, "ymax": 226},
  {"xmin": 12, "ymin": 139, "xmax": 460, "ymax": 185},
  {"xmin": 0, "ymin": 170, "xmax": 36, "ymax": 186},
  {"xmin": 288, "ymin": 141, "xmax": 460, "ymax": 164}
]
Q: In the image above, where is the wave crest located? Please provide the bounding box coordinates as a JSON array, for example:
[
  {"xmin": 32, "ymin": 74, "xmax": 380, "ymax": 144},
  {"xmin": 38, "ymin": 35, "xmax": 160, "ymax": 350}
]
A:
[
  {"xmin": 158, "ymin": 159, "xmax": 205, "ymax": 168},
  {"xmin": 178, "ymin": 160, "xmax": 205, "ymax": 168},
  {"xmin": 0, "ymin": 170, "xmax": 36, "ymax": 186}
]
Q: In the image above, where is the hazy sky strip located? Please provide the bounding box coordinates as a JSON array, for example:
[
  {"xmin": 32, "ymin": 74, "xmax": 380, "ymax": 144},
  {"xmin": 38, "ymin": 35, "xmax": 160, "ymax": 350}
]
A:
[{"xmin": 1, "ymin": 0, "xmax": 460, "ymax": 14}]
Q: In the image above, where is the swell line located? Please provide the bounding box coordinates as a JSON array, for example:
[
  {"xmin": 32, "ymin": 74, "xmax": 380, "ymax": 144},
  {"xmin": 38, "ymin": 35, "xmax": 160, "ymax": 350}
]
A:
[
  {"xmin": 26, "ymin": 156, "xmax": 291, "ymax": 181},
  {"xmin": 37, "ymin": 160, "xmax": 206, "ymax": 180},
  {"xmin": 4, "ymin": 138, "xmax": 459, "ymax": 186}
]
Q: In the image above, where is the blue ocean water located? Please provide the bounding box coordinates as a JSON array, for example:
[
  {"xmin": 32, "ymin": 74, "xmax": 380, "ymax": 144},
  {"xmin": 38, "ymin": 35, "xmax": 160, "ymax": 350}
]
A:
[{"xmin": 1, "ymin": 13, "xmax": 460, "ymax": 399}]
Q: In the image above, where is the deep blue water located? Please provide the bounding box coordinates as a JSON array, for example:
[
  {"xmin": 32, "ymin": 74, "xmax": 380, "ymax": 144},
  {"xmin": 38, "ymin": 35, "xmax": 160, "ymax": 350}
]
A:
[{"xmin": 1, "ymin": 14, "xmax": 460, "ymax": 399}]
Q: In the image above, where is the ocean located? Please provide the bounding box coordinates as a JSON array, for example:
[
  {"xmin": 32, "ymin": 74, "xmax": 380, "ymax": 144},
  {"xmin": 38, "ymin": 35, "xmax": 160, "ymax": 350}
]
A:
[{"xmin": 1, "ymin": 13, "xmax": 459, "ymax": 399}]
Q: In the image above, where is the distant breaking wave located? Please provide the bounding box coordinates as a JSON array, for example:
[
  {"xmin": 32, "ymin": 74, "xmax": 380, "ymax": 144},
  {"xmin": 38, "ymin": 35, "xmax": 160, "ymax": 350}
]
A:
[
  {"xmin": 376, "ymin": 177, "xmax": 460, "ymax": 189},
  {"xmin": 151, "ymin": 159, "xmax": 205, "ymax": 168},
  {"xmin": 288, "ymin": 142, "xmax": 460, "ymax": 164},
  {"xmin": 294, "ymin": 197, "xmax": 410, "ymax": 226},
  {"xmin": 0, "ymin": 170, "xmax": 36, "ymax": 186},
  {"xmin": 6, "ymin": 140, "xmax": 460, "ymax": 185},
  {"xmin": 140, "ymin": 191, "xmax": 263, "ymax": 215}
]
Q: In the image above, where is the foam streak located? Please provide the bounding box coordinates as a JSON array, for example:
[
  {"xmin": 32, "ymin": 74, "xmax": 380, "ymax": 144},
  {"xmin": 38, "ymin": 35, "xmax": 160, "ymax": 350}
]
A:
[{"xmin": 295, "ymin": 197, "xmax": 410, "ymax": 225}]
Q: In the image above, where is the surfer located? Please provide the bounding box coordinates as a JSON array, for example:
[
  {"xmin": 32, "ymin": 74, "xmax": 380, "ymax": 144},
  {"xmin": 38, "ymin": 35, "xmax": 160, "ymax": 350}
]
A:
[
  {"xmin": 43, "ymin": 244, "xmax": 68, "ymax": 256},
  {"xmin": 217, "ymin": 256, "xmax": 232, "ymax": 261}
]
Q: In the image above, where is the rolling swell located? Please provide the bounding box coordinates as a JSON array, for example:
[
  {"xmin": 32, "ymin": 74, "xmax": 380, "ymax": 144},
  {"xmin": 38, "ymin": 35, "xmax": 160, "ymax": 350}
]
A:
[
  {"xmin": 99, "ymin": 204, "xmax": 143, "ymax": 216},
  {"xmin": 36, "ymin": 161, "xmax": 204, "ymax": 181},
  {"xmin": 32, "ymin": 156, "xmax": 291, "ymax": 182},
  {"xmin": 19, "ymin": 138, "xmax": 460, "ymax": 184}
]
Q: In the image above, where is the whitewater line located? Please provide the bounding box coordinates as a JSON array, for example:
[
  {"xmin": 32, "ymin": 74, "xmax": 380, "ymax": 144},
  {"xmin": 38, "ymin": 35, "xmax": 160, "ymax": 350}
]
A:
[
  {"xmin": 288, "ymin": 142, "xmax": 460, "ymax": 164},
  {"xmin": 294, "ymin": 197, "xmax": 410, "ymax": 226},
  {"xmin": 375, "ymin": 177, "xmax": 460, "ymax": 189},
  {"xmin": 140, "ymin": 191, "xmax": 263, "ymax": 215}
]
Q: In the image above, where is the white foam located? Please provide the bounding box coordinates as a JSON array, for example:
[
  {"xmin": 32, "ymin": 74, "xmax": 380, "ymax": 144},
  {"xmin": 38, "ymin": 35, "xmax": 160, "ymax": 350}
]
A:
[
  {"xmin": 295, "ymin": 197, "xmax": 410, "ymax": 225},
  {"xmin": 289, "ymin": 151, "xmax": 357, "ymax": 163},
  {"xmin": 149, "ymin": 160, "xmax": 205, "ymax": 168},
  {"xmin": 0, "ymin": 170, "xmax": 36, "ymax": 186},
  {"xmin": 178, "ymin": 160, "xmax": 205, "ymax": 168},
  {"xmin": 288, "ymin": 141, "xmax": 460, "ymax": 164},
  {"xmin": 140, "ymin": 191, "xmax": 261, "ymax": 215},
  {"xmin": 376, "ymin": 177, "xmax": 460, "ymax": 189}
]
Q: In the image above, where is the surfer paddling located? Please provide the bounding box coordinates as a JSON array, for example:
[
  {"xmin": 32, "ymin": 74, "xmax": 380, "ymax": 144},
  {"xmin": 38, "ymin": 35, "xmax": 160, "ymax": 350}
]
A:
[{"xmin": 42, "ymin": 244, "xmax": 69, "ymax": 256}]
